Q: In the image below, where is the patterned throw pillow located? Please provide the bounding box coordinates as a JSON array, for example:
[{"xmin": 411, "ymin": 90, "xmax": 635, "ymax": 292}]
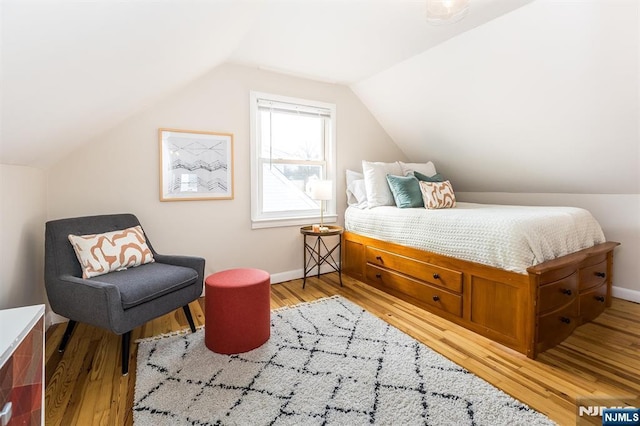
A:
[
  {"xmin": 419, "ymin": 180, "xmax": 457, "ymax": 209},
  {"xmin": 68, "ymin": 225, "xmax": 155, "ymax": 278}
]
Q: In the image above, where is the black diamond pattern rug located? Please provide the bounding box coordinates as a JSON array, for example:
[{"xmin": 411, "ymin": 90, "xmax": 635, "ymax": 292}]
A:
[{"xmin": 134, "ymin": 296, "xmax": 555, "ymax": 425}]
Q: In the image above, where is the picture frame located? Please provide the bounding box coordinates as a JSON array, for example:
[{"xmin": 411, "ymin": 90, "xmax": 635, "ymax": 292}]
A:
[{"xmin": 159, "ymin": 128, "xmax": 234, "ymax": 201}]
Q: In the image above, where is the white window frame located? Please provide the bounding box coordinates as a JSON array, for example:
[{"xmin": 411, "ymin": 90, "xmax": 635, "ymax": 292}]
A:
[{"xmin": 250, "ymin": 91, "xmax": 337, "ymax": 229}]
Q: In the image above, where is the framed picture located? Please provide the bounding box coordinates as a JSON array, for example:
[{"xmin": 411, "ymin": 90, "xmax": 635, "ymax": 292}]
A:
[{"xmin": 159, "ymin": 128, "xmax": 234, "ymax": 201}]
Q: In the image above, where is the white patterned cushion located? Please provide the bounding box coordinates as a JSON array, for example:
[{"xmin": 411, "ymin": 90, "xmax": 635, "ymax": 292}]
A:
[
  {"xmin": 419, "ymin": 180, "xmax": 457, "ymax": 209},
  {"xmin": 68, "ymin": 226, "xmax": 155, "ymax": 278},
  {"xmin": 362, "ymin": 160, "xmax": 403, "ymax": 208}
]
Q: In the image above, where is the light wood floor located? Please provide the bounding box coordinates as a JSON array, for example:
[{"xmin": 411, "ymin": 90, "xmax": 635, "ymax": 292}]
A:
[{"xmin": 44, "ymin": 273, "xmax": 640, "ymax": 426}]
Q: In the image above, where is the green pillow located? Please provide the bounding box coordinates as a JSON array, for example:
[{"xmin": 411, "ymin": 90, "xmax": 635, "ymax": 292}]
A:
[
  {"xmin": 386, "ymin": 174, "xmax": 423, "ymax": 208},
  {"xmin": 413, "ymin": 170, "xmax": 445, "ymax": 182}
]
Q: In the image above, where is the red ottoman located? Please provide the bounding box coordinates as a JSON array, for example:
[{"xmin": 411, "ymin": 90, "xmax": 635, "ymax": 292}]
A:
[{"xmin": 205, "ymin": 268, "xmax": 271, "ymax": 354}]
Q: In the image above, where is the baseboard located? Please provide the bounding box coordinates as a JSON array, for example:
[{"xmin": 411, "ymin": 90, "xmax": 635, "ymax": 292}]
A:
[
  {"xmin": 198, "ymin": 264, "xmax": 339, "ymax": 296},
  {"xmin": 612, "ymin": 286, "xmax": 640, "ymax": 303},
  {"xmin": 46, "ymin": 311, "xmax": 67, "ymax": 328},
  {"xmin": 270, "ymin": 263, "xmax": 339, "ymax": 285}
]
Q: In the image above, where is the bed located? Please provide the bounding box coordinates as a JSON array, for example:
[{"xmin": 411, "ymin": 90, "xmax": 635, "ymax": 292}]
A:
[{"xmin": 342, "ymin": 162, "xmax": 619, "ymax": 358}]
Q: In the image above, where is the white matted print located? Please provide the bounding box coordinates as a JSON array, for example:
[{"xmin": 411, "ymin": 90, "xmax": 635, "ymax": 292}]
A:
[{"xmin": 159, "ymin": 129, "xmax": 234, "ymax": 201}]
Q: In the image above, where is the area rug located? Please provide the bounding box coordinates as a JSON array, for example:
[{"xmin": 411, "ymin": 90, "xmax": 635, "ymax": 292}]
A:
[{"xmin": 134, "ymin": 296, "xmax": 554, "ymax": 425}]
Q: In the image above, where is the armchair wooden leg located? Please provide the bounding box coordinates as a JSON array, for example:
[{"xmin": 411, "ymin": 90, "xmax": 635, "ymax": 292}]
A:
[
  {"xmin": 121, "ymin": 331, "xmax": 131, "ymax": 376},
  {"xmin": 183, "ymin": 304, "xmax": 196, "ymax": 333},
  {"xmin": 58, "ymin": 320, "xmax": 77, "ymax": 353}
]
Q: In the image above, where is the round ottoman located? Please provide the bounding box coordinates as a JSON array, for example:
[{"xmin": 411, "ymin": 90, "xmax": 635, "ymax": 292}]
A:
[{"xmin": 205, "ymin": 268, "xmax": 271, "ymax": 354}]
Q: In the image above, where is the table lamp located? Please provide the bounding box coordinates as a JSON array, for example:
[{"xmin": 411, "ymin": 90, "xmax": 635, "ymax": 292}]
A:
[{"xmin": 309, "ymin": 180, "xmax": 332, "ymax": 231}]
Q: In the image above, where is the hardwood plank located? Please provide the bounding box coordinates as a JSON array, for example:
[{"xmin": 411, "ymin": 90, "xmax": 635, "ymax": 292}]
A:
[
  {"xmin": 44, "ymin": 328, "xmax": 92, "ymax": 426},
  {"xmin": 91, "ymin": 334, "xmax": 118, "ymax": 423},
  {"xmin": 44, "ymin": 273, "xmax": 640, "ymax": 425},
  {"xmin": 44, "ymin": 323, "xmax": 65, "ymax": 363},
  {"xmin": 59, "ymin": 327, "xmax": 98, "ymax": 426}
]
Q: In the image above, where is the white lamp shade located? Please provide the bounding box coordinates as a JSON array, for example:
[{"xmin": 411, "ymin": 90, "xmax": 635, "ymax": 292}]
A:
[{"xmin": 309, "ymin": 180, "xmax": 332, "ymax": 201}]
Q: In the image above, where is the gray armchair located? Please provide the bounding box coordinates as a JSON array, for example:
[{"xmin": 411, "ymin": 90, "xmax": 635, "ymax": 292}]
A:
[{"xmin": 45, "ymin": 213, "xmax": 205, "ymax": 375}]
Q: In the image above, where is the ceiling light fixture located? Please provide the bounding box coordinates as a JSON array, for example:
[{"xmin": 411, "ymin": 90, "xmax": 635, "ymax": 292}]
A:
[{"xmin": 426, "ymin": 0, "xmax": 470, "ymax": 25}]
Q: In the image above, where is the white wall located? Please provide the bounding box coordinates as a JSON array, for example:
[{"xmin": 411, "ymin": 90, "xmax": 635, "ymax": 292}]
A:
[
  {"xmin": 0, "ymin": 165, "xmax": 47, "ymax": 310},
  {"xmin": 353, "ymin": 0, "xmax": 640, "ymax": 300},
  {"xmin": 354, "ymin": 0, "xmax": 638, "ymax": 194},
  {"xmin": 46, "ymin": 63, "xmax": 404, "ymax": 286}
]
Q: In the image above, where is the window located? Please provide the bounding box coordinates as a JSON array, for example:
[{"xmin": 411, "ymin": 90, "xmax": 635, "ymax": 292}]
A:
[{"xmin": 250, "ymin": 92, "xmax": 337, "ymax": 228}]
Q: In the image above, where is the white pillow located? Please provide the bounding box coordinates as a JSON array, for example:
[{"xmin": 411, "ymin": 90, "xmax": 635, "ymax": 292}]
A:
[
  {"xmin": 346, "ymin": 169, "xmax": 364, "ymax": 187},
  {"xmin": 399, "ymin": 161, "xmax": 437, "ymax": 177},
  {"xmin": 346, "ymin": 179, "xmax": 368, "ymax": 208},
  {"xmin": 362, "ymin": 160, "xmax": 403, "ymax": 208},
  {"xmin": 345, "ymin": 169, "xmax": 367, "ymax": 208}
]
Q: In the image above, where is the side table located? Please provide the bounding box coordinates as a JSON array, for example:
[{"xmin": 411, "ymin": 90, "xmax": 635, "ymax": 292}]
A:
[{"xmin": 300, "ymin": 225, "xmax": 344, "ymax": 288}]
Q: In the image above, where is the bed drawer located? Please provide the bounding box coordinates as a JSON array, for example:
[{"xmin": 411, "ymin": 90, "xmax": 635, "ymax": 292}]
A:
[
  {"xmin": 366, "ymin": 264, "xmax": 462, "ymax": 317},
  {"xmin": 536, "ymin": 299, "xmax": 579, "ymax": 352},
  {"xmin": 579, "ymin": 259, "xmax": 607, "ymax": 291},
  {"xmin": 366, "ymin": 246, "xmax": 462, "ymax": 293},
  {"xmin": 580, "ymin": 282, "xmax": 608, "ymax": 323},
  {"xmin": 538, "ymin": 272, "xmax": 578, "ymax": 314}
]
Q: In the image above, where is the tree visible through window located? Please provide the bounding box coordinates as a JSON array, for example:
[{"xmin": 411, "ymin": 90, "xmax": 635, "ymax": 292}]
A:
[{"xmin": 250, "ymin": 92, "xmax": 336, "ymax": 228}]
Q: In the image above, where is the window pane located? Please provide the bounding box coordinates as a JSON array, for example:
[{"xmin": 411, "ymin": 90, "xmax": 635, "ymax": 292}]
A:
[
  {"xmin": 262, "ymin": 163, "xmax": 323, "ymax": 213},
  {"xmin": 251, "ymin": 91, "xmax": 336, "ymax": 228},
  {"xmin": 260, "ymin": 110, "xmax": 324, "ymax": 161}
]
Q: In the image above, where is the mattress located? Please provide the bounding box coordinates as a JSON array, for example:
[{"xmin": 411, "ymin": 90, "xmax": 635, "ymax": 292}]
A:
[{"xmin": 344, "ymin": 203, "xmax": 606, "ymax": 274}]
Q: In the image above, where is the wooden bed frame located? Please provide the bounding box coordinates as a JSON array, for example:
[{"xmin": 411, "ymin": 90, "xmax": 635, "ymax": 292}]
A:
[{"xmin": 342, "ymin": 231, "xmax": 619, "ymax": 358}]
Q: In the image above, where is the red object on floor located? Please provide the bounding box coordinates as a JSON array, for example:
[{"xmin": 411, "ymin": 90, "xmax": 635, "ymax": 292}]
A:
[{"xmin": 205, "ymin": 268, "xmax": 271, "ymax": 354}]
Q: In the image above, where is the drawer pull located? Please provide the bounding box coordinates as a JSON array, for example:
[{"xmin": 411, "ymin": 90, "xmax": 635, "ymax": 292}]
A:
[
  {"xmin": 375, "ymin": 273, "xmax": 382, "ymax": 279},
  {"xmin": 560, "ymin": 316, "xmax": 571, "ymax": 324},
  {"xmin": 375, "ymin": 256, "xmax": 383, "ymax": 263},
  {"xmin": 595, "ymin": 296, "xmax": 605, "ymax": 303},
  {"xmin": 561, "ymin": 288, "xmax": 572, "ymax": 296},
  {"xmin": 595, "ymin": 272, "xmax": 606, "ymax": 278},
  {"xmin": 432, "ymin": 295, "xmax": 440, "ymax": 302},
  {"xmin": 432, "ymin": 273, "xmax": 440, "ymax": 279}
]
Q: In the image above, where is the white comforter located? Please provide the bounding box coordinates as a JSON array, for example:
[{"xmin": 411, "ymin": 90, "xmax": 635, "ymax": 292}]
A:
[{"xmin": 345, "ymin": 203, "xmax": 606, "ymax": 274}]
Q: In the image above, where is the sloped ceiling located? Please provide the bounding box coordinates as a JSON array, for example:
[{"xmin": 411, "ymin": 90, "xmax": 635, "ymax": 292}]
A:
[
  {"xmin": 353, "ymin": 0, "xmax": 639, "ymax": 194},
  {"xmin": 0, "ymin": 0, "xmax": 533, "ymax": 167}
]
